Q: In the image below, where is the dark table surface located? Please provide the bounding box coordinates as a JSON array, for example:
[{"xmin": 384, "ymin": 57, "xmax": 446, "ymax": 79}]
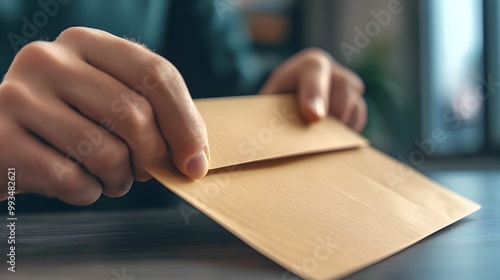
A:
[{"xmin": 0, "ymin": 165, "xmax": 499, "ymax": 280}]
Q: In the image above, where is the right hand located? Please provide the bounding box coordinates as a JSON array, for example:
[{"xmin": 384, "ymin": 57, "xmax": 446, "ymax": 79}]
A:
[{"xmin": 0, "ymin": 27, "xmax": 210, "ymax": 205}]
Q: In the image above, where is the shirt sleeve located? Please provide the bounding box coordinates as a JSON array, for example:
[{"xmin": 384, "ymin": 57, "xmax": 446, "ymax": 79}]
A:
[{"xmin": 163, "ymin": 0, "xmax": 268, "ymax": 99}]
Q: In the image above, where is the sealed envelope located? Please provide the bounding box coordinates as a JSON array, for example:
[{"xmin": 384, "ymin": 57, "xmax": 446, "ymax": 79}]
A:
[{"xmin": 145, "ymin": 94, "xmax": 480, "ymax": 280}]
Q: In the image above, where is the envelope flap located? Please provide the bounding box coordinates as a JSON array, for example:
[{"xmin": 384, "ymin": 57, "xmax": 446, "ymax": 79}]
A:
[
  {"xmin": 195, "ymin": 94, "xmax": 368, "ymax": 170},
  {"xmin": 145, "ymin": 94, "xmax": 480, "ymax": 280}
]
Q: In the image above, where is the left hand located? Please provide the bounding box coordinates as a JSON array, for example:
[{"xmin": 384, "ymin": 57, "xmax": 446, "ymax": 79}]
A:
[{"xmin": 259, "ymin": 48, "xmax": 367, "ymax": 132}]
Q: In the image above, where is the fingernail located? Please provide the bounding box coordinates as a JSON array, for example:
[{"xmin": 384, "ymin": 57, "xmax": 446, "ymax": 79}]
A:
[
  {"xmin": 187, "ymin": 150, "xmax": 209, "ymax": 179},
  {"xmin": 310, "ymin": 97, "xmax": 327, "ymax": 120}
]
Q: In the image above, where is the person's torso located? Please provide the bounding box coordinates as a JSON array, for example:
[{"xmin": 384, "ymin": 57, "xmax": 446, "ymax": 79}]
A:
[{"xmin": 0, "ymin": 0, "xmax": 171, "ymax": 75}]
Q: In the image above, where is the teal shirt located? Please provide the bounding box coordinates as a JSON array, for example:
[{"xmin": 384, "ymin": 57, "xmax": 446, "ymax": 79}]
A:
[
  {"xmin": 0, "ymin": 0, "xmax": 269, "ymax": 210},
  {"xmin": 0, "ymin": 0, "xmax": 266, "ymax": 98}
]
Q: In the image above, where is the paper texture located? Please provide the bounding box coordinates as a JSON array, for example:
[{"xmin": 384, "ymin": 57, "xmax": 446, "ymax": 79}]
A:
[
  {"xmin": 145, "ymin": 94, "xmax": 480, "ymax": 280},
  {"xmin": 195, "ymin": 95, "xmax": 368, "ymax": 169}
]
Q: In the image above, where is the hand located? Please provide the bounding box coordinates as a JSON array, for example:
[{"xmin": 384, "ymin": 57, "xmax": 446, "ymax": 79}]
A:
[
  {"xmin": 0, "ymin": 27, "xmax": 209, "ymax": 205},
  {"xmin": 259, "ymin": 48, "xmax": 367, "ymax": 131}
]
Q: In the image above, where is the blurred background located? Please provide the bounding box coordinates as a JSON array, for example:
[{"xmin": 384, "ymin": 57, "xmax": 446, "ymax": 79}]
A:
[
  {"xmin": 1, "ymin": 3, "xmax": 497, "ymax": 279},
  {"xmin": 3, "ymin": 0, "xmax": 500, "ymax": 212},
  {"xmin": 238, "ymin": 0, "xmax": 495, "ymax": 160}
]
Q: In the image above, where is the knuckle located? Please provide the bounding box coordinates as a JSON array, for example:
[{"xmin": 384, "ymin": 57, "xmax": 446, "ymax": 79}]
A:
[
  {"xmin": 302, "ymin": 47, "xmax": 332, "ymax": 58},
  {"xmin": 125, "ymin": 98, "xmax": 155, "ymax": 136},
  {"xmin": 143, "ymin": 57, "xmax": 181, "ymax": 86},
  {"xmin": 55, "ymin": 27, "xmax": 94, "ymax": 57},
  {"xmin": 10, "ymin": 41, "xmax": 73, "ymax": 78},
  {"xmin": 0, "ymin": 81, "xmax": 35, "ymax": 109},
  {"xmin": 155, "ymin": 60, "xmax": 180, "ymax": 81},
  {"xmin": 57, "ymin": 27, "xmax": 92, "ymax": 43},
  {"xmin": 98, "ymin": 140, "xmax": 130, "ymax": 172},
  {"xmin": 300, "ymin": 48, "xmax": 333, "ymax": 70},
  {"xmin": 11, "ymin": 41, "xmax": 55, "ymax": 70},
  {"xmin": 95, "ymin": 141, "xmax": 132, "ymax": 198}
]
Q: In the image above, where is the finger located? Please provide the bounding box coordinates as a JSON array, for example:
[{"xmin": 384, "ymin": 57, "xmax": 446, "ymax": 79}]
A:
[
  {"xmin": 49, "ymin": 54, "xmax": 166, "ymax": 182},
  {"xmin": 55, "ymin": 27, "xmax": 209, "ymax": 179},
  {"xmin": 4, "ymin": 40, "xmax": 164, "ymax": 182},
  {"xmin": 2, "ymin": 81, "xmax": 133, "ymax": 198},
  {"xmin": 330, "ymin": 82, "xmax": 355, "ymax": 123},
  {"xmin": 259, "ymin": 49, "xmax": 332, "ymax": 121},
  {"xmin": 258, "ymin": 63, "xmax": 298, "ymax": 95},
  {"xmin": 330, "ymin": 65, "xmax": 366, "ymax": 122},
  {"xmin": 297, "ymin": 60, "xmax": 331, "ymax": 122},
  {"xmin": 331, "ymin": 62, "xmax": 365, "ymax": 94},
  {"xmin": 0, "ymin": 84, "xmax": 102, "ymax": 205},
  {"xmin": 23, "ymin": 133, "xmax": 103, "ymax": 206},
  {"xmin": 349, "ymin": 97, "xmax": 368, "ymax": 132},
  {"xmin": 329, "ymin": 59, "xmax": 365, "ymax": 123}
]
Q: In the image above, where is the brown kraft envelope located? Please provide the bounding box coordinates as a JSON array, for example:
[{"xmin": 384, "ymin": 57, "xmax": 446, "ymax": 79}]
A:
[{"xmin": 145, "ymin": 94, "xmax": 480, "ymax": 280}]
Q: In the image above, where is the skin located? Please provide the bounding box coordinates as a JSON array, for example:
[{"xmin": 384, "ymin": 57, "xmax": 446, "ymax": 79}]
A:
[{"xmin": 0, "ymin": 27, "xmax": 366, "ymax": 206}]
